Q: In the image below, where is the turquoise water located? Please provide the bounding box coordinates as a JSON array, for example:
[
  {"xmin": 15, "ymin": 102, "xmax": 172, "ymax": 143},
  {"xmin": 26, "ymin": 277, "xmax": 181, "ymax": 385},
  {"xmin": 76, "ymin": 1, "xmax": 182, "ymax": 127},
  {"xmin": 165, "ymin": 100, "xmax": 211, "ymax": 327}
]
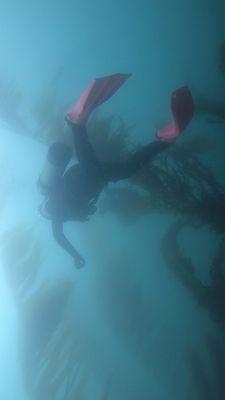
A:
[{"xmin": 0, "ymin": 1, "xmax": 225, "ymax": 399}]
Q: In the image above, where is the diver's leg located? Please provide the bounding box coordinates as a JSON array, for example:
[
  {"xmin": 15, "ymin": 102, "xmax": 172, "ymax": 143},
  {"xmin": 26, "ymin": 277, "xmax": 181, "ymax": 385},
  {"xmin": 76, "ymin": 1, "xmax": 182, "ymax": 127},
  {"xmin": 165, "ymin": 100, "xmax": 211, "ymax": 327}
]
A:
[
  {"xmin": 71, "ymin": 124, "xmax": 102, "ymax": 176},
  {"xmin": 105, "ymin": 140, "xmax": 170, "ymax": 182},
  {"xmin": 66, "ymin": 73, "xmax": 131, "ymax": 125}
]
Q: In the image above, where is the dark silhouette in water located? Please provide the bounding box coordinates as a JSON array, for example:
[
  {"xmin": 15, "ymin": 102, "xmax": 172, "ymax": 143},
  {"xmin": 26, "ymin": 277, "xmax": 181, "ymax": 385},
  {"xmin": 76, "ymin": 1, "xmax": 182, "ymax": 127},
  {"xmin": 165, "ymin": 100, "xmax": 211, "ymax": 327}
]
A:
[
  {"xmin": 99, "ymin": 186, "xmax": 153, "ymax": 224},
  {"xmin": 188, "ymin": 337, "xmax": 225, "ymax": 400},
  {"xmin": 38, "ymin": 75, "xmax": 194, "ymax": 268},
  {"xmin": 219, "ymin": 42, "xmax": 225, "ymax": 78},
  {"xmin": 162, "ymin": 221, "xmax": 225, "ymax": 329},
  {"xmin": 40, "ymin": 123, "xmax": 169, "ymax": 268},
  {"xmin": 195, "ymin": 96, "xmax": 225, "ymax": 123},
  {"xmin": 98, "ymin": 135, "xmax": 222, "ymax": 227},
  {"xmin": 195, "ymin": 42, "xmax": 225, "ymax": 124}
]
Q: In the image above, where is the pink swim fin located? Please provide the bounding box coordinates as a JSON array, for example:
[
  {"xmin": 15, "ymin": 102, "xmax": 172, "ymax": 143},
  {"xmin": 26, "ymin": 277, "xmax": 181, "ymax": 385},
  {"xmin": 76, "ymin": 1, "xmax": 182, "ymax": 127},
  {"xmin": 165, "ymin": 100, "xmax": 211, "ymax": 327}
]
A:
[
  {"xmin": 66, "ymin": 73, "xmax": 131, "ymax": 124},
  {"xmin": 157, "ymin": 86, "xmax": 194, "ymax": 142}
]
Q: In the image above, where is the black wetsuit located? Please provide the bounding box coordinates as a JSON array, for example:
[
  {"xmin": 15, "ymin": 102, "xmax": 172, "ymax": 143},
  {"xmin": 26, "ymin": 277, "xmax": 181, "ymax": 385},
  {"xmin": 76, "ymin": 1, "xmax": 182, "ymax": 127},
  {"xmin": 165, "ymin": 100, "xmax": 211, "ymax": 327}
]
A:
[
  {"xmin": 44, "ymin": 124, "xmax": 169, "ymax": 265},
  {"xmin": 48, "ymin": 125, "xmax": 169, "ymax": 220}
]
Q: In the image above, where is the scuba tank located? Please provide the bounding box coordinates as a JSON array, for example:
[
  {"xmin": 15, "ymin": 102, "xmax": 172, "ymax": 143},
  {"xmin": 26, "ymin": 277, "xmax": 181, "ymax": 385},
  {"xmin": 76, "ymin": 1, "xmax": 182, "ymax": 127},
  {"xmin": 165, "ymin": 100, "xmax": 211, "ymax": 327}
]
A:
[{"xmin": 38, "ymin": 142, "xmax": 72, "ymax": 195}]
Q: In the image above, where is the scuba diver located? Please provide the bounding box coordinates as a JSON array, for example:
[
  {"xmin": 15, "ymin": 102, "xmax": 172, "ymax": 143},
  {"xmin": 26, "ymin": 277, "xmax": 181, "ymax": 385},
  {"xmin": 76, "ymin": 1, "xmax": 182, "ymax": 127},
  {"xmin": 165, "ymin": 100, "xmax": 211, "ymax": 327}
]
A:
[{"xmin": 38, "ymin": 73, "xmax": 194, "ymax": 268}]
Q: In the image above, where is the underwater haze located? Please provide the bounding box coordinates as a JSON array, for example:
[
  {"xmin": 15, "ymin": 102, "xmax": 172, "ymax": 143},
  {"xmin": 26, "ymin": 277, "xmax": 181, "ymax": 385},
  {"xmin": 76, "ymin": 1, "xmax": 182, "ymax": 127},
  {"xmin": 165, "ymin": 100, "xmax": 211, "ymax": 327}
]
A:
[{"xmin": 0, "ymin": 0, "xmax": 225, "ymax": 399}]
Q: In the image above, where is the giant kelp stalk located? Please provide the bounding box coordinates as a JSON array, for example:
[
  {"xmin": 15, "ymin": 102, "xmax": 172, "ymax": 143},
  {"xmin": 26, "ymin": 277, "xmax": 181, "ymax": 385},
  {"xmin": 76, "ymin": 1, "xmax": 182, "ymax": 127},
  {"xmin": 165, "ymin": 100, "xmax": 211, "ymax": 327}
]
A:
[
  {"xmin": 0, "ymin": 68, "xmax": 67, "ymax": 142},
  {"xmin": 194, "ymin": 96, "xmax": 225, "ymax": 123},
  {"xmin": 20, "ymin": 281, "xmax": 73, "ymax": 399},
  {"xmin": 0, "ymin": 226, "xmax": 73, "ymax": 399},
  {"xmin": 31, "ymin": 68, "xmax": 69, "ymax": 144},
  {"xmin": 0, "ymin": 225, "xmax": 41, "ymax": 301},
  {"xmin": 219, "ymin": 42, "xmax": 225, "ymax": 79},
  {"xmin": 187, "ymin": 337, "xmax": 225, "ymax": 400},
  {"xmin": 88, "ymin": 113, "xmax": 135, "ymax": 164},
  {"xmin": 194, "ymin": 41, "xmax": 225, "ymax": 123},
  {"xmin": 21, "ymin": 289, "xmax": 114, "ymax": 400},
  {"xmin": 95, "ymin": 125, "xmax": 225, "ymax": 235},
  {"xmin": 161, "ymin": 221, "xmax": 225, "ymax": 329},
  {"xmin": 0, "ymin": 227, "xmax": 75, "ymax": 400},
  {"xmin": 93, "ymin": 253, "xmax": 153, "ymax": 348},
  {"xmin": 0, "ymin": 225, "xmax": 114, "ymax": 400}
]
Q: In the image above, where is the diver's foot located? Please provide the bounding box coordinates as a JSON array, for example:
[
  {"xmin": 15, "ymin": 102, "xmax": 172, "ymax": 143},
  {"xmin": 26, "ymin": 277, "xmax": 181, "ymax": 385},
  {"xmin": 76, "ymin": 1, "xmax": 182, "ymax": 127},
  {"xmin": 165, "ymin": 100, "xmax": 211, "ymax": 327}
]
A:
[
  {"xmin": 65, "ymin": 113, "xmax": 84, "ymax": 126},
  {"xmin": 65, "ymin": 109, "xmax": 87, "ymax": 125},
  {"xmin": 156, "ymin": 122, "xmax": 180, "ymax": 143},
  {"xmin": 65, "ymin": 115, "xmax": 86, "ymax": 135},
  {"xmin": 156, "ymin": 86, "xmax": 194, "ymax": 143}
]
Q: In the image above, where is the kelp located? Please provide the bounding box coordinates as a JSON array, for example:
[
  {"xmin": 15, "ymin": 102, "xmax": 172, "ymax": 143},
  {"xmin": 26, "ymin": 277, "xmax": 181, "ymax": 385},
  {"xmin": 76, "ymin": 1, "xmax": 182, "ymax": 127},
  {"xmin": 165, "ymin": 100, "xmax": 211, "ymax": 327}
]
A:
[
  {"xmin": 0, "ymin": 225, "xmax": 41, "ymax": 302},
  {"xmin": 187, "ymin": 337, "xmax": 225, "ymax": 400},
  {"xmin": 4, "ymin": 70, "xmax": 225, "ymax": 237},
  {"xmin": 219, "ymin": 42, "xmax": 225, "ymax": 79},
  {"xmin": 8, "ymin": 73, "xmax": 225, "ymax": 234},
  {"xmin": 88, "ymin": 113, "xmax": 135, "ymax": 163},
  {"xmin": 194, "ymin": 96, "xmax": 225, "ymax": 121},
  {"xmin": 0, "ymin": 67, "xmax": 136, "ymax": 161},
  {"xmin": 32, "ymin": 101, "xmax": 135, "ymax": 162},
  {"xmin": 0, "ymin": 224, "xmax": 113, "ymax": 400},
  {"xmin": 93, "ymin": 253, "xmax": 154, "ymax": 352},
  {"xmin": 188, "ymin": 347, "xmax": 214, "ymax": 400},
  {"xmin": 32, "ymin": 93, "xmax": 68, "ymax": 144},
  {"xmin": 20, "ymin": 282, "xmax": 73, "ymax": 400},
  {"xmin": 30, "ymin": 68, "xmax": 69, "ymax": 145},
  {"xmin": 194, "ymin": 42, "xmax": 225, "ymax": 122},
  {"xmin": 3, "ymin": 68, "xmax": 225, "ymax": 399},
  {"xmin": 0, "ymin": 77, "xmax": 29, "ymax": 134},
  {"xmin": 26, "ymin": 311, "xmax": 102, "ymax": 400},
  {"xmin": 0, "ymin": 224, "xmax": 84, "ymax": 400},
  {"xmin": 99, "ymin": 186, "xmax": 153, "ymax": 223},
  {"xmin": 0, "ymin": 68, "xmax": 67, "ymax": 142},
  {"xmin": 20, "ymin": 280, "xmax": 73, "ymax": 358},
  {"xmin": 161, "ymin": 221, "xmax": 225, "ymax": 329},
  {"xmin": 97, "ymin": 131, "xmax": 224, "ymax": 229}
]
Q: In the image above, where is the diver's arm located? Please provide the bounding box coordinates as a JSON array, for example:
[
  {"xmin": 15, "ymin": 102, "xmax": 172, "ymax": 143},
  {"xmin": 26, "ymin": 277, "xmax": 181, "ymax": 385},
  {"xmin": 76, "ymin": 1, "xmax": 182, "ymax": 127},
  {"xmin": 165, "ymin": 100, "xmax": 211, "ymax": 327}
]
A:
[{"xmin": 52, "ymin": 219, "xmax": 85, "ymax": 268}]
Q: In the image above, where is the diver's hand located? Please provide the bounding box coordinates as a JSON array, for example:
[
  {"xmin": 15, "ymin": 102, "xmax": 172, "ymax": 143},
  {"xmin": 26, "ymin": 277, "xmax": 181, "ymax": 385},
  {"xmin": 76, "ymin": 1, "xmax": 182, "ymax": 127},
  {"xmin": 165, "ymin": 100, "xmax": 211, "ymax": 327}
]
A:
[{"xmin": 74, "ymin": 253, "xmax": 85, "ymax": 269}]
